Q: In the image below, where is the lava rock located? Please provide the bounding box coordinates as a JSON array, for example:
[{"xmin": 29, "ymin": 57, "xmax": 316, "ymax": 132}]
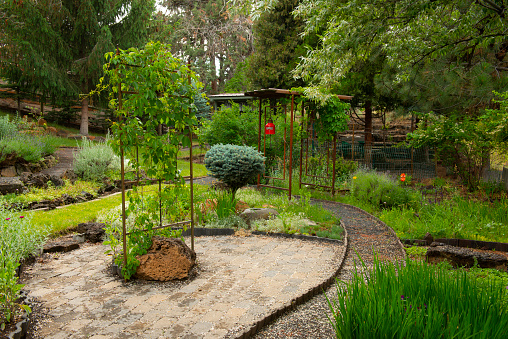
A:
[
  {"xmin": 426, "ymin": 245, "xmax": 508, "ymax": 272},
  {"xmin": 135, "ymin": 237, "xmax": 196, "ymax": 281},
  {"xmin": 76, "ymin": 222, "xmax": 106, "ymax": 243}
]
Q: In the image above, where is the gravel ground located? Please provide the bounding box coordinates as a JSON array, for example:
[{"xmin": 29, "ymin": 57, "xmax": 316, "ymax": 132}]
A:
[{"xmin": 249, "ymin": 200, "xmax": 406, "ymax": 339}]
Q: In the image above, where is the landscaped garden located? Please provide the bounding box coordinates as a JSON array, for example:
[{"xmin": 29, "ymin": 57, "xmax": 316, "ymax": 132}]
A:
[{"xmin": 2, "ymin": 0, "xmax": 508, "ymax": 337}]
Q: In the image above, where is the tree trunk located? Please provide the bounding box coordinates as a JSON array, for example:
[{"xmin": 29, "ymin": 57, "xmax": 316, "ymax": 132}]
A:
[{"xmin": 80, "ymin": 96, "xmax": 89, "ymax": 136}]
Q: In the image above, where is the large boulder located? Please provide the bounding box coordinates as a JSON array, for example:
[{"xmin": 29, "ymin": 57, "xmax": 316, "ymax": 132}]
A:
[
  {"xmin": 76, "ymin": 222, "xmax": 106, "ymax": 243},
  {"xmin": 135, "ymin": 237, "xmax": 196, "ymax": 281},
  {"xmin": 239, "ymin": 208, "xmax": 279, "ymax": 228},
  {"xmin": 0, "ymin": 177, "xmax": 24, "ymax": 195},
  {"xmin": 19, "ymin": 172, "xmax": 50, "ymax": 188},
  {"xmin": 426, "ymin": 245, "xmax": 508, "ymax": 272}
]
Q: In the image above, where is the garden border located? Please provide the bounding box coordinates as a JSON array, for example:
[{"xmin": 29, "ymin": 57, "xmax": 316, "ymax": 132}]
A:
[{"xmin": 6, "ymin": 291, "xmax": 31, "ymax": 339}]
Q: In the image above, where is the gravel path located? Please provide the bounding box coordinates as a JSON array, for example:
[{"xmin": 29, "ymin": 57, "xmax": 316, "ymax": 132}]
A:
[{"xmin": 251, "ymin": 200, "xmax": 406, "ymax": 339}]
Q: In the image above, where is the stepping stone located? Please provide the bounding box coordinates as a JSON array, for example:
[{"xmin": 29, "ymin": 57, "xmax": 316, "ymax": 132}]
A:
[{"xmin": 43, "ymin": 239, "xmax": 80, "ymax": 253}]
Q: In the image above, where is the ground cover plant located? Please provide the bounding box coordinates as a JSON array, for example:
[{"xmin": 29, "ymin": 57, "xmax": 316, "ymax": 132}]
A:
[
  {"xmin": 268, "ymin": 164, "xmax": 508, "ymax": 243},
  {"xmin": 0, "ymin": 115, "xmax": 59, "ymax": 164},
  {"xmin": 0, "ymin": 208, "xmax": 48, "ymax": 330},
  {"xmin": 327, "ymin": 255, "xmax": 508, "ymax": 338},
  {"xmin": 0, "ymin": 180, "xmax": 100, "ymax": 207},
  {"xmin": 235, "ymin": 188, "xmax": 342, "ymax": 239}
]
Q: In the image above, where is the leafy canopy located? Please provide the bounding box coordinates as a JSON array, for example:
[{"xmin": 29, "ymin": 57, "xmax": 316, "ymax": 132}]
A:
[{"xmin": 102, "ymin": 41, "xmax": 203, "ymax": 181}]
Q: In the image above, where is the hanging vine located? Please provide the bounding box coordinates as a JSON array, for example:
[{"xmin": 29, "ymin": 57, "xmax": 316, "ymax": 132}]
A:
[{"xmin": 98, "ymin": 41, "xmax": 203, "ymax": 279}]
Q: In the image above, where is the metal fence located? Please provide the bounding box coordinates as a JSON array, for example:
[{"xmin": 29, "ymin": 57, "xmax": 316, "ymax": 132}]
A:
[{"xmin": 337, "ymin": 142, "xmax": 437, "ymax": 179}]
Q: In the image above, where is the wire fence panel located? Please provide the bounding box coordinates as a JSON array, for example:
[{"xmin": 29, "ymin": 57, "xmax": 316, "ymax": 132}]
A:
[{"xmin": 338, "ymin": 142, "xmax": 437, "ymax": 179}]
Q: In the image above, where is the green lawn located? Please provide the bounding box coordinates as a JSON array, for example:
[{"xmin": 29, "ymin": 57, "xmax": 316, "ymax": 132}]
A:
[{"xmin": 29, "ymin": 192, "xmax": 124, "ymax": 236}]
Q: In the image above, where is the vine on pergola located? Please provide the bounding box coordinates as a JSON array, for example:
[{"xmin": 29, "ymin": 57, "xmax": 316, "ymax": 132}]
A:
[
  {"xmin": 105, "ymin": 41, "xmax": 203, "ymax": 180},
  {"xmin": 98, "ymin": 41, "xmax": 203, "ymax": 279}
]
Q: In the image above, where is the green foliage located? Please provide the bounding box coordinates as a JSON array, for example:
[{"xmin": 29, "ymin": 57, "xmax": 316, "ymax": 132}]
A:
[
  {"xmin": 157, "ymin": 0, "xmax": 252, "ymax": 93},
  {"xmin": 313, "ymin": 97, "xmax": 350, "ymax": 142},
  {"xmin": 293, "ymin": 0, "xmax": 508, "ymax": 114},
  {"xmin": 407, "ymin": 107, "xmax": 508, "ymax": 190},
  {"xmin": 104, "ymin": 41, "xmax": 202, "ymax": 181},
  {"xmin": 327, "ymin": 256, "xmax": 508, "ymax": 338},
  {"xmin": 234, "ymin": 188, "xmax": 342, "ymax": 239},
  {"xmin": 97, "ymin": 41, "xmax": 202, "ymax": 280},
  {"xmin": 1, "ymin": 0, "xmax": 155, "ymax": 126},
  {"xmin": 72, "ymin": 137, "xmax": 122, "ymax": 182},
  {"xmin": 350, "ymin": 169, "xmax": 422, "ymax": 209},
  {"xmin": 0, "ymin": 115, "xmax": 18, "ymax": 140},
  {"xmin": 380, "ymin": 196, "xmax": 508, "ymax": 242},
  {"xmin": 0, "ymin": 180, "xmax": 99, "ymax": 207},
  {"xmin": 205, "ymin": 144, "xmax": 265, "ymax": 197},
  {"xmin": 404, "ymin": 246, "xmax": 428, "ymax": 259},
  {"xmin": 1, "ymin": 208, "xmax": 47, "ymax": 327},
  {"xmin": 0, "ymin": 134, "xmax": 58, "ymax": 164},
  {"xmin": 246, "ymin": 0, "xmax": 311, "ymax": 89},
  {"xmin": 198, "ymin": 102, "xmax": 258, "ymax": 147}
]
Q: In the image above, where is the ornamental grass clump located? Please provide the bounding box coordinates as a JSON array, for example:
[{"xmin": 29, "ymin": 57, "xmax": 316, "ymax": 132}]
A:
[
  {"xmin": 327, "ymin": 256, "xmax": 508, "ymax": 338},
  {"xmin": 205, "ymin": 144, "xmax": 265, "ymax": 198},
  {"xmin": 349, "ymin": 169, "xmax": 422, "ymax": 209}
]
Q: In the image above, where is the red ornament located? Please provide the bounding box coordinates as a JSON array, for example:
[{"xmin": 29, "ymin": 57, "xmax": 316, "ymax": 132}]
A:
[{"xmin": 265, "ymin": 121, "xmax": 275, "ymax": 135}]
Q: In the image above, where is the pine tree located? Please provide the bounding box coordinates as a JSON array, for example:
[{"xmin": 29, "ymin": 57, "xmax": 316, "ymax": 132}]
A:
[
  {"xmin": 157, "ymin": 0, "xmax": 253, "ymax": 93},
  {"xmin": 0, "ymin": 0, "xmax": 155, "ymax": 135},
  {"xmin": 246, "ymin": 0, "xmax": 313, "ymax": 89}
]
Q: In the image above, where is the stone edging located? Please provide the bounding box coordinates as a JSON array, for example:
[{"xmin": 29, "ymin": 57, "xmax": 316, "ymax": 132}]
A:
[
  {"xmin": 233, "ymin": 224, "xmax": 349, "ymax": 339},
  {"xmin": 7, "ymin": 291, "xmax": 31, "ymax": 339}
]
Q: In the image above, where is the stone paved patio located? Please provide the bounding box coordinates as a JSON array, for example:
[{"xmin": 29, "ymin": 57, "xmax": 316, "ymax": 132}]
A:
[{"xmin": 23, "ymin": 235, "xmax": 345, "ymax": 338}]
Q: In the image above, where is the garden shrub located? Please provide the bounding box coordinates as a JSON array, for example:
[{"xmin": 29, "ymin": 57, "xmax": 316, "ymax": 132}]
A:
[
  {"xmin": 1, "ymin": 208, "xmax": 48, "ymax": 327},
  {"xmin": 327, "ymin": 256, "xmax": 508, "ymax": 338},
  {"xmin": 73, "ymin": 136, "xmax": 123, "ymax": 181},
  {"xmin": 0, "ymin": 115, "xmax": 18, "ymax": 140},
  {"xmin": 197, "ymin": 102, "xmax": 258, "ymax": 147},
  {"xmin": 0, "ymin": 134, "xmax": 58, "ymax": 163},
  {"xmin": 0, "ymin": 115, "xmax": 59, "ymax": 164},
  {"xmin": 349, "ymin": 169, "xmax": 421, "ymax": 209},
  {"xmin": 205, "ymin": 144, "xmax": 265, "ymax": 198}
]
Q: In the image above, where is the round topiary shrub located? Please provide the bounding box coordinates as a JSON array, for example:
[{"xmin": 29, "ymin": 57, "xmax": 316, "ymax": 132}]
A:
[{"xmin": 204, "ymin": 144, "xmax": 265, "ymax": 198}]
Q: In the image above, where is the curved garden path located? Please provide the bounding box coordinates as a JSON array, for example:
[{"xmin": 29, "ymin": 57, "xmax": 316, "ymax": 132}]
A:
[
  {"xmin": 22, "ymin": 235, "xmax": 345, "ymax": 338},
  {"xmin": 250, "ymin": 201, "xmax": 406, "ymax": 338}
]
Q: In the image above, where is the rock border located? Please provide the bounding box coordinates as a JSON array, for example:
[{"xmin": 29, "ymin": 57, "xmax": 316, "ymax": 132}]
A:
[{"xmin": 7, "ymin": 291, "xmax": 31, "ymax": 339}]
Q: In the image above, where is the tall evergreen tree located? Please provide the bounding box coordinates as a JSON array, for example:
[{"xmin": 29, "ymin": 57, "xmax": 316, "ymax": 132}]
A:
[
  {"xmin": 0, "ymin": 0, "xmax": 155, "ymax": 135},
  {"xmin": 246, "ymin": 0, "xmax": 311, "ymax": 89},
  {"xmin": 157, "ymin": 0, "xmax": 253, "ymax": 93}
]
